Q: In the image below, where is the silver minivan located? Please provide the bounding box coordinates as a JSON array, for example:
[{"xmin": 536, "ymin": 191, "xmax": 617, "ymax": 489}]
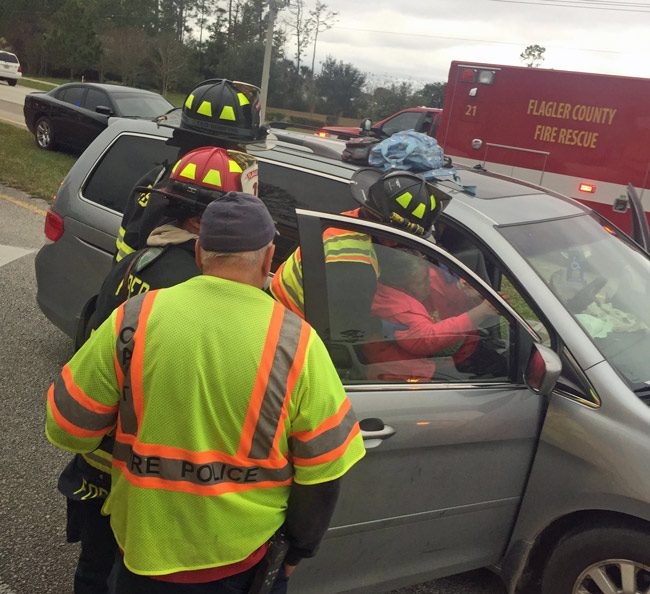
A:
[{"xmin": 36, "ymin": 118, "xmax": 650, "ymax": 594}]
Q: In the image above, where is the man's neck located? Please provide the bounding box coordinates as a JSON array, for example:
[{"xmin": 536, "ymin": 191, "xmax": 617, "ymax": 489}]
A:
[{"xmin": 202, "ymin": 266, "xmax": 261, "ymax": 289}]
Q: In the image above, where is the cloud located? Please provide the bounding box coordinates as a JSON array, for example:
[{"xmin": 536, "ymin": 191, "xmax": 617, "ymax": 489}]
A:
[{"xmin": 290, "ymin": 0, "xmax": 650, "ymax": 82}]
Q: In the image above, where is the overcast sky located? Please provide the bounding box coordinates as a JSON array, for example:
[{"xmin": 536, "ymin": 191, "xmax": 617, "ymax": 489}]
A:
[{"xmin": 286, "ymin": 0, "xmax": 650, "ymax": 87}]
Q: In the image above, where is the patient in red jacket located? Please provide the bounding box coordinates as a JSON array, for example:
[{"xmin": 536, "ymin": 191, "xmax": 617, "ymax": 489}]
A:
[{"xmin": 367, "ymin": 248, "xmax": 502, "ymax": 382}]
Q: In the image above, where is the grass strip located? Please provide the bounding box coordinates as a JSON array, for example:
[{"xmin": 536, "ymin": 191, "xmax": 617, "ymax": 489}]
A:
[
  {"xmin": 0, "ymin": 122, "xmax": 76, "ymax": 201},
  {"xmin": 19, "ymin": 76, "xmax": 68, "ymax": 92}
]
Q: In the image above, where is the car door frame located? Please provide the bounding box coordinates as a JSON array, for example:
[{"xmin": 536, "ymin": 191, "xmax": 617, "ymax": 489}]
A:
[
  {"xmin": 53, "ymin": 84, "xmax": 89, "ymax": 150},
  {"xmin": 292, "ymin": 208, "xmax": 549, "ymax": 593},
  {"xmin": 79, "ymin": 87, "xmax": 113, "ymax": 149}
]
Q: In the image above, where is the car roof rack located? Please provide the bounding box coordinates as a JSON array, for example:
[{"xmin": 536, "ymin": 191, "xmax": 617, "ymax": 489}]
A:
[{"xmin": 269, "ymin": 123, "xmax": 345, "ymax": 161}]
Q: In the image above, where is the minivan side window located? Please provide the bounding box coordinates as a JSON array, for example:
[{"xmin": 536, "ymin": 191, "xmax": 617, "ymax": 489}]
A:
[
  {"xmin": 258, "ymin": 162, "xmax": 354, "ymax": 264},
  {"xmin": 82, "ymin": 135, "xmax": 178, "ymax": 213},
  {"xmin": 437, "ymin": 221, "xmax": 553, "ymax": 347},
  {"xmin": 318, "ymin": 224, "xmax": 512, "ymax": 384}
]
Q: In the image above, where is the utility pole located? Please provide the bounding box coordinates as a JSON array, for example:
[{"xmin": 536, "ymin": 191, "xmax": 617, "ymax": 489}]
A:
[{"xmin": 260, "ymin": 0, "xmax": 288, "ymax": 123}]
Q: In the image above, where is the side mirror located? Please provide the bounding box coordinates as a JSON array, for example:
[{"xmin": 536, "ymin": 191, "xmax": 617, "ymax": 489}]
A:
[
  {"xmin": 524, "ymin": 343, "xmax": 562, "ymax": 396},
  {"xmin": 359, "ymin": 118, "xmax": 372, "ymax": 136},
  {"xmin": 95, "ymin": 105, "xmax": 113, "ymax": 116}
]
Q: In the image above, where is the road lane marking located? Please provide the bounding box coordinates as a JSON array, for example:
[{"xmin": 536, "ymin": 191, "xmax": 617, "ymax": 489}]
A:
[
  {"xmin": 0, "ymin": 192, "xmax": 47, "ymax": 216},
  {"xmin": 0, "ymin": 244, "xmax": 35, "ymax": 268}
]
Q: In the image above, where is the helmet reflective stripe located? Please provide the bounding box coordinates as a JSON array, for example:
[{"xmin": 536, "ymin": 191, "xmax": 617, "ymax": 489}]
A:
[
  {"xmin": 396, "ymin": 191, "xmax": 413, "ymax": 209},
  {"xmin": 202, "ymin": 169, "xmax": 222, "ymax": 187},
  {"xmin": 171, "ymin": 160, "xmax": 181, "ymax": 174},
  {"xmin": 237, "ymin": 92, "xmax": 250, "ymax": 106},
  {"xmin": 228, "ymin": 159, "xmax": 243, "ymax": 173},
  {"xmin": 197, "ymin": 101, "xmax": 212, "ymax": 117},
  {"xmin": 179, "ymin": 163, "xmax": 197, "ymax": 180},
  {"xmin": 430, "ymin": 194, "xmax": 437, "ymax": 210},
  {"xmin": 411, "ymin": 203, "xmax": 426, "ymax": 219},
  {"xmin": 185, "ymin": 94, "xmax": 194, "ymax": 109},
  {"xmin": 219, "ymin": 105, "xmax": 236, "ymax": 121}
]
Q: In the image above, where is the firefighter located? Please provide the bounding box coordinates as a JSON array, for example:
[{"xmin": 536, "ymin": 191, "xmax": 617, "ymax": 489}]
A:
[
  {"xmin": 46, "ymin": 193, "xmax": 365, "ymax": 593},
  {"xmin": 58, "ymin": 146, "xmax": 257, "ymax": 594},
  {"xmin": 269, "ymin": 167, "xmax": 447, "ymax": 341},
  {"xmin": 115, "ymin": 79, "xmax": 265, "ymax": 263}
]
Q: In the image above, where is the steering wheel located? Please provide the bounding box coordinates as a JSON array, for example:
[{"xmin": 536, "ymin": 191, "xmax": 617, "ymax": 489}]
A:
[{"xmin": 567, "ymin": 277, "xmax": 607, "ymax": 312}]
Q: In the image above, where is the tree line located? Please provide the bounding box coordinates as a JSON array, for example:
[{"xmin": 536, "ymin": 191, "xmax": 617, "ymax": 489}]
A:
[{"xmin": 0, "ymin": 0, "xmax": 446, "ymax": 123}]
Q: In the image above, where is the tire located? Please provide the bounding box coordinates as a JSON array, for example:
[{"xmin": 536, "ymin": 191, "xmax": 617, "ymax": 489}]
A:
[
  {"xmin": 541, "ymin": 525, "xmax": 650, "ymax": 594},
  {"xmin": 35, "ymin": 116, "xmax": 56, "ymax": 150},
  {"xmin": 8, "ymin": 79, "xmax": 17, "ymax": 87}
]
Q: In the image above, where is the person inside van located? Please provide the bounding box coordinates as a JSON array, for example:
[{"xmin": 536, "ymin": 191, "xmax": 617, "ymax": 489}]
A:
[{"xmin": 369, "ymin": 248, "xmax": 506, "ymax": 381}]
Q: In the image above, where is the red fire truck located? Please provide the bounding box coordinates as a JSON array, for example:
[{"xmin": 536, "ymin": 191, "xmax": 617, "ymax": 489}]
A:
[{"xmin": 437, "ymin": 61, "xmax": 650, "ymax": 230}]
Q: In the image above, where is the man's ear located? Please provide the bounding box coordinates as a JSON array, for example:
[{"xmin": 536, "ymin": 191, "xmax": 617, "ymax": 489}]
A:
[
  {"xmin": 262, "ymin": 244, "xmax": 275, "ymax": 278},
  {"xmin": 187, "ymin": 216, "xmax": 201, "ymax": 235},
  {"xmin": 195, "ymin": 241, "xmax": 203, "ymax": 271}
]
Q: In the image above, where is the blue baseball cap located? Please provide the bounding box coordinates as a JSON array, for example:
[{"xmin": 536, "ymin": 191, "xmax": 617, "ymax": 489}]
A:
[{"xmin": 199, "ymin": 192, "xmax": 277, "ymax": 253}]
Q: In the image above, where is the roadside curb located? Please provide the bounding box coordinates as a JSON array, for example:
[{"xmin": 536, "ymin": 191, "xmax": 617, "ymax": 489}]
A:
[
  {"xmin": 0, "ymin": 115, "xmax": 27, "ymax": 129},
  {"xmin": 0, "ymin": 184, "xmax": 48, "ymax": 216},
  {"xmin": 21, "ymin": 77, "xmax": 57, "ymax": 87}
]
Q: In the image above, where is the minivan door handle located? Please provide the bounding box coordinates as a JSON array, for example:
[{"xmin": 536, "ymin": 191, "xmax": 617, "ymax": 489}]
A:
[{"xmin": 360, "ymin": 418, "xmax": 396, "ymax": 449}]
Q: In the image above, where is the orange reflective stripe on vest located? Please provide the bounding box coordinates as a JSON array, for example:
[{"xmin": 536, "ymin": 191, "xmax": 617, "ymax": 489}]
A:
[
  {"xmin": 48, "ymin": 365, "xmax": 118, "ymax": 439},
  {"xmin": 111, "ymin": 440, "xmax": 293, "ymax": 496},
  {"xmin": 114, "ymin": 290, "xmax": 158, "ymax": 438},
  {"xmin": 112, "ymin": 298, "xmax": 310, "ymax": 496},
  {"xmin": 238, "ymin": 302, "xmax": 311, "ymax": 460},
  {"xmin": 289, "ymin": 399, "xmax": 361, "ymax": 466}
]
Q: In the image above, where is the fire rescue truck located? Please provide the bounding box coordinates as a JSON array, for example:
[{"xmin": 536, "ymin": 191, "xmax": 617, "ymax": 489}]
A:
[{"xmin": 437, "ymin": 61, "xmax": 650, "ymax": 231}]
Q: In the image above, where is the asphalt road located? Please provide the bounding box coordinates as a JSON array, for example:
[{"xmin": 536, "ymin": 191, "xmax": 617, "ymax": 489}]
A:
[
  {"xmin": 0, "ymin": 185, "xmax": 506, "ymax": 594},
  {"xmin": 0, "ymin": 81, "xmax": 32, "ymax": 127}
]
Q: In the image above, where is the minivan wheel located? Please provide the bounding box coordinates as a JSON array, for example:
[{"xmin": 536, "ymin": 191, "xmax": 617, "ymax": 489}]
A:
[
  {"xmin": 8, "ymin": 79, "xmax": 17, "ymax": 87},
  {"xmin": 35, "ymin": 116, "xmax": 56, "ymax": 150},
  {"xmin": 541, "ymin": 526, "xmax": 650, "ymax": 594}
]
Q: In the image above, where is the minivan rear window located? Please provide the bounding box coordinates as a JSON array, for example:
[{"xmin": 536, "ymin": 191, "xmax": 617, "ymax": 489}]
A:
[
  {"xmin": 0, "ymin": 52, "xmax": 18, "ymax": 63},
  {"xmin": 83, "ymin": 134, "xmax": 177, "ymax": 213}
]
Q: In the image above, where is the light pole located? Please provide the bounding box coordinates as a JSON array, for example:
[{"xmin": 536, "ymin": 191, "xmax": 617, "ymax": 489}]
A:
[{"xmin": 260, "ymin": 0, "xmax": 288, "ymax": 123}]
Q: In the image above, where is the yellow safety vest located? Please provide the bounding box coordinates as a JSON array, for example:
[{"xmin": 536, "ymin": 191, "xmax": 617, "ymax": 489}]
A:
[{"xmin": 46, "ymin": 276, "xmax": 365, "ymax": 575}]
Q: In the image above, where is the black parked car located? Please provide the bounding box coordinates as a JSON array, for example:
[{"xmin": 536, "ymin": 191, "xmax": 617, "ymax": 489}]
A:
[{"xmin": 23, "ymin": 83, "xmax": 173, "ymax": 152}]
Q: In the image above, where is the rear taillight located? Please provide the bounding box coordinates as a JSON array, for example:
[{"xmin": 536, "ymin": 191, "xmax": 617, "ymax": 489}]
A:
[
  {"xmin": 17, "ymin": 65, "xmax": 22, "ymax": 73},
  {"xmin": 44, "ymin": 209, "xmax": 64, "ymax": 241}
]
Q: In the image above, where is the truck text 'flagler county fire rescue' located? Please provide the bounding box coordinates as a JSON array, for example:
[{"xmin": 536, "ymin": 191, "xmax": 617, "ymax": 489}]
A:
[{"xmin": 437, "ymin": 61, "xmax": 650, "ymax": 232}]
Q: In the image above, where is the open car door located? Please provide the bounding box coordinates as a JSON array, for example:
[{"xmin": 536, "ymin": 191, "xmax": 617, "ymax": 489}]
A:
[
  {"xmin": 290, "ymin": 209, "xmax": 550, "ymax": 593},
  {"xmin": 627, "ymin": 183, "xmax": 650, "ymax": 252}
]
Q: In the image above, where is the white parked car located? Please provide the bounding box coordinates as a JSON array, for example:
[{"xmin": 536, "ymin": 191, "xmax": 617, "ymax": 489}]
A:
[{"xmin": 0, "ymin": 50, "xmax": 22, "ymax": 86}]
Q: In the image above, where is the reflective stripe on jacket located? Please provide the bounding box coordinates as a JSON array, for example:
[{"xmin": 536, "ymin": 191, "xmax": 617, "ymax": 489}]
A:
[
  {"xmin": 270, "ymin": 209, "xmax": 379, "ymax": 316},
  {"xmin": 115, "ymin": 165, "xmax": 169, "ymax": 262},
  {"xmin": 46, "ymin": 275, "xmax": 365, "ymax": 575}
]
